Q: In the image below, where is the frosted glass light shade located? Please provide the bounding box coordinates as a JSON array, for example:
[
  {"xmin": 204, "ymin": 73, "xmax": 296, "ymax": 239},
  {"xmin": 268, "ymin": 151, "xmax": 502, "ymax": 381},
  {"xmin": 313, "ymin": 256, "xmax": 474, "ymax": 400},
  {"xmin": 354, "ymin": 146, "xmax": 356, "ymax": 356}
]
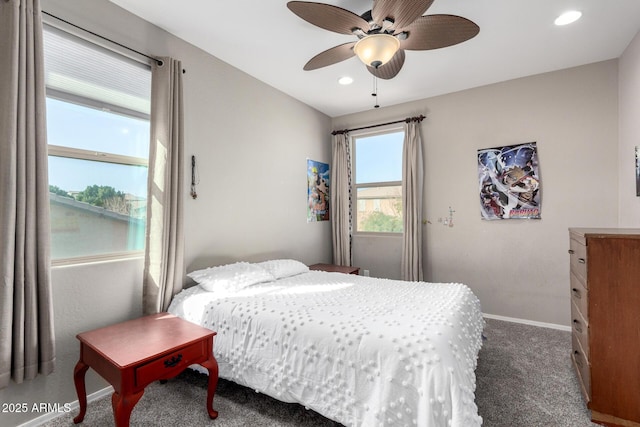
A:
[{"xmin": 353, "ymin": 34, "xmax": 400, "ymax": 68}]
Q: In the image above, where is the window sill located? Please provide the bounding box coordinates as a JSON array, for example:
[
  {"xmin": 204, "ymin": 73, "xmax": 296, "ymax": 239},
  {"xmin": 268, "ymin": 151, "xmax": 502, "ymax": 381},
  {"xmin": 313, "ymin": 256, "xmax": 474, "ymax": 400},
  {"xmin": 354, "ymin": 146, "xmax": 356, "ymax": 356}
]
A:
[
  {"xmin": 52, "ymin": 251, "xmax": 144, "ymax": 268},
  {"xmin": 353, "ymin": 232, "xmax": 403, "ymax": 238}
]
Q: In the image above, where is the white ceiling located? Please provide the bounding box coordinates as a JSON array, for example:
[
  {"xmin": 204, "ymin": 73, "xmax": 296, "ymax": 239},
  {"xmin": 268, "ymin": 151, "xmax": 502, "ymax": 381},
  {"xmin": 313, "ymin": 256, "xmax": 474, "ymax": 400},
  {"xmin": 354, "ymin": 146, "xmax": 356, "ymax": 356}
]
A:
[{"xmin": 108, "ymin": 0, "xmax": 640, "ymax": 117}]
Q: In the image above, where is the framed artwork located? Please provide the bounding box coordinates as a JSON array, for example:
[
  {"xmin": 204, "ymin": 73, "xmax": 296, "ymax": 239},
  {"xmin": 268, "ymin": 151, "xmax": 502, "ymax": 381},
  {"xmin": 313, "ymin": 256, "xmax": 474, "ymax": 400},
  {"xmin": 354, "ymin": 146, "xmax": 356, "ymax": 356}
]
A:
[
  {"xmin": 307, "ymin": 159, "xmax": 330, "ymax": 222},
  {"xmin": 478, "ymin": 142, "xmax": 541, "ymax": 220},
  {"xmin": 636, "ymin": 146, "xmax": 640, "ymax": 197}
]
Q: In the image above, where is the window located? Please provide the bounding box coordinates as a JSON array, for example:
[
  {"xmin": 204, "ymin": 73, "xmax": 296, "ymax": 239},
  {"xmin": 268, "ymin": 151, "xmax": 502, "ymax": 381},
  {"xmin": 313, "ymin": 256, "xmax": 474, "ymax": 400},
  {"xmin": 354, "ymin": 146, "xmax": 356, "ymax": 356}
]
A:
[
  {"xmin": 352, "ymin": 129, "xmax": 404, "ymax": 233},
  {"xmin": 43, "ymin": 25, "xmax": 151, "ymax": 262}
]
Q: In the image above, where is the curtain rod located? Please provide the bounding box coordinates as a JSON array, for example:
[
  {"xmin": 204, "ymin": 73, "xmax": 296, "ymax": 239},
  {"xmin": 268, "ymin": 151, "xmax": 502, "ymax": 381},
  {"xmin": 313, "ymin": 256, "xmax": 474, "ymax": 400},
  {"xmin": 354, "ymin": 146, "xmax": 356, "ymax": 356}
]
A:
[
  {"xmin": 42, "ymin": 11, "xmax": 164, "ymax": 67},
  {"xmin": 331, "ymin": 114, "xmax": 426, "ymax": 135}
]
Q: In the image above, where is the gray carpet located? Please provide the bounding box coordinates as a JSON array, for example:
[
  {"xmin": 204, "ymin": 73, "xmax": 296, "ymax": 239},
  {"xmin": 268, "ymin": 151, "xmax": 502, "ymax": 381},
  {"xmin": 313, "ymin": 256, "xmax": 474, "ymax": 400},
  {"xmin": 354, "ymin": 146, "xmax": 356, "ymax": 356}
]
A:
[
  {"xmin": 474, "ymin": 319, "xmax": 596, "ymax": 427},
  {"xmin": 42, "ymin": 318, "xmax": 597, "ymax": 426}
]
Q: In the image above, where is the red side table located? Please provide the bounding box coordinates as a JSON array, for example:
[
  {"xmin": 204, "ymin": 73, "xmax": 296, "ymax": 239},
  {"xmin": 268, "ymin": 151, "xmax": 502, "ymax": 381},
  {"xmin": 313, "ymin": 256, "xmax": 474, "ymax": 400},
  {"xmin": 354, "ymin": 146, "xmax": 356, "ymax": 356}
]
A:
[
  {"xmin": 73, "ymin": 313, "xmax": 218, "ymax": 426},
  {"xmin": 309, "ymin": 263, "xmax": 360, "ymax": 275}
]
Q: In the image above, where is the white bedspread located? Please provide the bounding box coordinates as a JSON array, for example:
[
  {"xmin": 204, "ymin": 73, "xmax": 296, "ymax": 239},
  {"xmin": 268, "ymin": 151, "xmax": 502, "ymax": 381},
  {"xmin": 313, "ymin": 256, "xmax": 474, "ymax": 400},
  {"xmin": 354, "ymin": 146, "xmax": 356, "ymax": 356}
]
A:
[{"xmin": 168, "ymin": 271, "xmax": 484, "ymax": 426}]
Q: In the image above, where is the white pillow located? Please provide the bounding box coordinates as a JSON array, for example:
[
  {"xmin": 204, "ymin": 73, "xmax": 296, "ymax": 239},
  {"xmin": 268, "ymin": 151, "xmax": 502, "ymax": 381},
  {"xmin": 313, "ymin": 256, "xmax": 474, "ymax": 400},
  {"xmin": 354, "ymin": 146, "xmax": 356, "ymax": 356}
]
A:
[
  {"xmin": 256, "ymin": 259, "xmax": 309, "ymax": 279},
  {"xmin": 188, "ymin": 262, "xmax": 275, "ymax": 292}
]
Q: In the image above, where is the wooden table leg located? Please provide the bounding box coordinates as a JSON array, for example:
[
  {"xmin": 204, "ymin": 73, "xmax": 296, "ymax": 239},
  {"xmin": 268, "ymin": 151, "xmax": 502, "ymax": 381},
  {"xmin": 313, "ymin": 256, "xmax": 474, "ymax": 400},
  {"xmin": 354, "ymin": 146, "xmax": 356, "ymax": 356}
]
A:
[
  {"xmin": 201, "ymin": 358, "xmax": 219, "ymax": 419},
  {"xmin": 111, "ymin": 390, "xmax": 143, "ymax": 427},
  {"xmin": 72, "ymin": 360, "xmax": 89, "ymax": 424}
]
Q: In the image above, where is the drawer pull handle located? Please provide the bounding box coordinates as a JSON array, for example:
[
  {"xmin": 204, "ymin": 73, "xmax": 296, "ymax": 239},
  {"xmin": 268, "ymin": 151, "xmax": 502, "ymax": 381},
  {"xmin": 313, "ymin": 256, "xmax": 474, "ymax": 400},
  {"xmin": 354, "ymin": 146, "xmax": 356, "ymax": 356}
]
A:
[
  {"xmin": 573, "ymin": 319, "xmax": 583, "ymax": 333},
  {"xmin": 578, "ymin": 258, "xmax": 585, "ymax": 264},
  {"xmin": 568, "ymin": 249, "xmax": 575, "ymax": 254},
  {"xmin": 164, "ymin": 354, "xmax": 183, "ymax": 368},
  {"xmin": 571, "ymin": 288, "xmax": 581, "ymax": 298}
]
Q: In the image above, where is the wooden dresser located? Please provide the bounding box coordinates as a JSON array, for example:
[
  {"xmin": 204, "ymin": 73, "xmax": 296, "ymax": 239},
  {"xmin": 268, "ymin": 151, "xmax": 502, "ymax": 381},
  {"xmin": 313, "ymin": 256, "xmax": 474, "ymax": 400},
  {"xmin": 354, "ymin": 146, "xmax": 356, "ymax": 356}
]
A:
[{"xmin": 568, "ymin": 228, "xmax": 640, "ymax": 427}]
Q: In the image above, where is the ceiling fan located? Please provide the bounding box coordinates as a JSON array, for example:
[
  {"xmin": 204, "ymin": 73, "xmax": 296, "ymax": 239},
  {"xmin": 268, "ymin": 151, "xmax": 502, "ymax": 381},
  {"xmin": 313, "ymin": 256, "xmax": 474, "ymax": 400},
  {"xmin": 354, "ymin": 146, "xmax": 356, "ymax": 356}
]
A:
[{"xmin": 287, "ymin": 0, "xmax": 480, "ymax": 79}]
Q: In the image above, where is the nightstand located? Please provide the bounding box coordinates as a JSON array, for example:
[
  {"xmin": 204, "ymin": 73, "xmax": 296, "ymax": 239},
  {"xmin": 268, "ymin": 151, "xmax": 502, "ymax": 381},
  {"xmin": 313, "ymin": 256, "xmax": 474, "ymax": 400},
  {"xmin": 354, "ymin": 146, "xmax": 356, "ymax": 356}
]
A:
[
  {"xmin": 309, "ymin": 263, "xmax": 360, "ymax": 275},
  {"xmin": 73, "ymin": 313, "xmax": 218, "ymax": 426}
]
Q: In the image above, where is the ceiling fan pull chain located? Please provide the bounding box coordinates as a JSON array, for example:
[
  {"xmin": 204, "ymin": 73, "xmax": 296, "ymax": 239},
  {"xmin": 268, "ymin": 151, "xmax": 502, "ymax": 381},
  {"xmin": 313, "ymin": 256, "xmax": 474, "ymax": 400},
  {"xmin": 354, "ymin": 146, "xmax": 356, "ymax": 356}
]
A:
[{"xmin": 372, "ymin": 76, "xmax": 380, "ymax": 109}]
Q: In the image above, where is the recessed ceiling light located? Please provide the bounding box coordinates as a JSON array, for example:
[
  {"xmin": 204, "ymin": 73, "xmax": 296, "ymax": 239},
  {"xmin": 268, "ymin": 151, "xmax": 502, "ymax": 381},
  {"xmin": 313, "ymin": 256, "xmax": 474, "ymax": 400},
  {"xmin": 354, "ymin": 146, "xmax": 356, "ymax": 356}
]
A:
[
  {"xmin": 555, "ymin": 10, "xmax": 582, "ymax": 26},
  {"xmin": 338, "ymin": 76, "xmax": 353, "ymax": 85}
]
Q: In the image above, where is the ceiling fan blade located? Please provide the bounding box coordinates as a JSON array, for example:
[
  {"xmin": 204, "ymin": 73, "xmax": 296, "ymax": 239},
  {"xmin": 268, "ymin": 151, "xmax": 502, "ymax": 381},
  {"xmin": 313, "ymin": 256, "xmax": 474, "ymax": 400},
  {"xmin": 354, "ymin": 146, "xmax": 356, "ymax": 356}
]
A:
[
  {"xmin": 287, "ymin": 1, "xmax": 369, "ymax": 35},
  {"xmin": 399, "ymin": 15, "xmax": 480, "ymax": 51},
  {"xmin": 304, "ymin": 42, "xmax": 356, "ymax": 70},
  {"xmin": 371, "ymin": 0, "xmax": 435, "ymax": 30},
  {"xmin": 367, "ymin": 49, "xmax": 405, "ymax": 80}
]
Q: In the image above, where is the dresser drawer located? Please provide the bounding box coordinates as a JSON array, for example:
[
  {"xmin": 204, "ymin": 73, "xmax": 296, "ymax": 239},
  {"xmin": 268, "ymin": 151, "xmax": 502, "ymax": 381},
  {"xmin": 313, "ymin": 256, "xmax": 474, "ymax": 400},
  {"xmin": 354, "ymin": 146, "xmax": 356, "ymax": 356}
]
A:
[
  {"xmin": 569, "ymin": 238, "xmax": 587, "ymax": 284},
  {"xmin": 571, "ymin": 333, "xmax": 591, "ymax": 400},
  {"xmin": 571, "ymin": 301, "xmax": 589, "ymax": 360},
  {"xmin": 135, "ymin": 340, "xmax": 207, "ymax": 387},
  {"xmin": 570, "ymin": 272, "xmax": 588, "ymax": 322}
]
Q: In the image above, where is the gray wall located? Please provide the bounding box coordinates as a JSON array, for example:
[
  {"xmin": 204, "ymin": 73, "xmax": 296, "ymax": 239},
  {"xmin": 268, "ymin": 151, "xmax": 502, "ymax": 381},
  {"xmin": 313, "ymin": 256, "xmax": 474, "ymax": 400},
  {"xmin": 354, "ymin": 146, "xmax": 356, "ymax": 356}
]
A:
[
  {"xmin": 0, "ymin": 0, "xmax": 331, "ymax": 425},
  {"xmin": 619, "ymin": 30, "xmax": 640, "ymax": 227},
  {"xmin": 333, "ymin": 60, "xmax": 621, "ymax": 327}
]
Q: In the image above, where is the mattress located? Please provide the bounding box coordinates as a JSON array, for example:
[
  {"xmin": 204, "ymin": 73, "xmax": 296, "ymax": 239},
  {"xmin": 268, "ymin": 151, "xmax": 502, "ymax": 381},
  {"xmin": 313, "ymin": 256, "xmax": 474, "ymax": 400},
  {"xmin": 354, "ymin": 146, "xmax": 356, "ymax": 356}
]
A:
[{"xmin": 168, "ymin": 270, "xmax": 484, "ymax": 426}]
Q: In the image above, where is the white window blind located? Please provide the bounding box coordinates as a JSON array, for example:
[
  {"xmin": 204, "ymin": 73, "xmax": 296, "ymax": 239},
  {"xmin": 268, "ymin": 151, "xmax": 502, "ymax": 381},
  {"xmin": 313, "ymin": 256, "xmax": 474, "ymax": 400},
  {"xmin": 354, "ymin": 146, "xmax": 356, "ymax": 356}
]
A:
[{"xmin": 43, "ymin": 25, "xmax": 151, "ymax": 117}]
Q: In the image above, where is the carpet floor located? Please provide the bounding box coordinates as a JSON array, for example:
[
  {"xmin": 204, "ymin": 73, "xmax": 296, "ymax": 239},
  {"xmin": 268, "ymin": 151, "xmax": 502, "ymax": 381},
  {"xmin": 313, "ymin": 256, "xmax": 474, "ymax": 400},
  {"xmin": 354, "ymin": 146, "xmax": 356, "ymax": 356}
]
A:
[{"xmin": 42, "ymin": 318, "xmax": 598, "ymax": 426}]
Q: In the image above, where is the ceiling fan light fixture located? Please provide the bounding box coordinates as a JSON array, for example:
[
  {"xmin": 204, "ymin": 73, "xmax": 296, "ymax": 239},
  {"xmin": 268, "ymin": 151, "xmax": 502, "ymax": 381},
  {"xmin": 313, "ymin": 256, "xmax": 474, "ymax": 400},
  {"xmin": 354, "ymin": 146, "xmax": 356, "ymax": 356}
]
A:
[
  {"xmin": 554, "ymin": 10, "xmax": 582, "ymax": 26},
  {"xmin": 353, "ymin": 34, "xmax": 400, "ymax": 68}
]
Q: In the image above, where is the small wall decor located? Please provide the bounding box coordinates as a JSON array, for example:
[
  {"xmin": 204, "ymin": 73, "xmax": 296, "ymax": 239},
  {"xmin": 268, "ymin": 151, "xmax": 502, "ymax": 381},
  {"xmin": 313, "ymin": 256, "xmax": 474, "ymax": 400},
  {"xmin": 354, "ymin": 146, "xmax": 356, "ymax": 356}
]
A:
[
  {"xmin": 636, "ymin": 146, "xmax": 640, "ymax": 197},
  {"xmin": 478, "ymin": 142, "xmax": 541, "ymax": 220},
  {"xmin": 446, "ymin": 206, "xmax": 455, "ymax": 227},
  {"xmin": 439, "ymin": 206, "xmax": 456, "ymax": 227},
  {"xmin": 190, "ymin": 155, "xmax": 199, "ymax": 199},
  {"xmin": 307, "ymin": 159, "xmax": 330, "ymax": 222}
]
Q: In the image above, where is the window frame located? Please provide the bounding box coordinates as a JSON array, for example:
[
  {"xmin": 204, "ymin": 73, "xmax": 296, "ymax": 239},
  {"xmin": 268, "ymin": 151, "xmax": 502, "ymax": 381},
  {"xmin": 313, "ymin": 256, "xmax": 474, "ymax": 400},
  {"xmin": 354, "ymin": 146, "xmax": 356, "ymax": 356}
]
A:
[
  {"xmin": 43, "ymin": 26, "xmax": 152, "ymax": 266},
  {"xmin": 351, "ymin": 125, "xmax": 405, "ymax": 236},
  {"xmin": 47, "ymin": 96, "xmax": 150, "ymax": 266}
]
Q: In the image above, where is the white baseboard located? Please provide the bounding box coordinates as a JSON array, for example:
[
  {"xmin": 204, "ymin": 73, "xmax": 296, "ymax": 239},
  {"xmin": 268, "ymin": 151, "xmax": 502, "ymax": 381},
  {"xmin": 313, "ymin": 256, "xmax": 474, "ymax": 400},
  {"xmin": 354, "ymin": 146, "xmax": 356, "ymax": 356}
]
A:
[
  {"xmin": 17, "ymin": 385, "xmax": 114, "ymax": 427},
  {"xmin": 483, "ymin": 312, "xmax": 571, "ymax": 332}
]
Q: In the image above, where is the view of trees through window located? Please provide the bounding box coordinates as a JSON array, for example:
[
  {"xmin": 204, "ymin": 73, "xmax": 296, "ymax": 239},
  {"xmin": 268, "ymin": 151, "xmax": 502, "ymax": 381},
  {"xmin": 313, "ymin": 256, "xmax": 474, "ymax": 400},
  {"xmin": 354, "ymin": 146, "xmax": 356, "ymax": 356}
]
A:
[
  {"xmin": 353, "ymin": 130, "xmax": 404, "ymax": 233},
  {"xmin": 359, "ymin": 193, "xmax": 403, "ymax": 232},
  {"xmin": 50, "ymin": 184, "xmax": 136, "ymax": 215}
]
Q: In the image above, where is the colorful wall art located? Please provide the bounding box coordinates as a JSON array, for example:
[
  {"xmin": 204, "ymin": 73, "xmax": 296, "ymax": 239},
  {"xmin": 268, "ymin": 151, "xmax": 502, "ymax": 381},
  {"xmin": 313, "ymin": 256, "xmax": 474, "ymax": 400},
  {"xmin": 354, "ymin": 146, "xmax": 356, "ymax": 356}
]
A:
[
  {"xmin": 307, "ymin": 159, "xmax": 330, "ymax": 222},
  {"xmin": 478, "ymin": 142, "xmax": 541, "ymax": 220}
]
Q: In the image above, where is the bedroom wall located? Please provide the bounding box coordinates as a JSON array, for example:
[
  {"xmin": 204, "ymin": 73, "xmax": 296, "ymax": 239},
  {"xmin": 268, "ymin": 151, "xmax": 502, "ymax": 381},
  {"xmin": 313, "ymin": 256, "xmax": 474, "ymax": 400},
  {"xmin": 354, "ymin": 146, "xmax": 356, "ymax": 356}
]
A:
[
  {"xmin": 0, "ymin": 1, "xmax": 332, "ymax": 426},
  {"xmin": 618, "ymin": 29, "xmax": 640, "ymax": 227},
  {"xmin": 332, "ymin": 60, "xmax": 619, "ymax": 327}
]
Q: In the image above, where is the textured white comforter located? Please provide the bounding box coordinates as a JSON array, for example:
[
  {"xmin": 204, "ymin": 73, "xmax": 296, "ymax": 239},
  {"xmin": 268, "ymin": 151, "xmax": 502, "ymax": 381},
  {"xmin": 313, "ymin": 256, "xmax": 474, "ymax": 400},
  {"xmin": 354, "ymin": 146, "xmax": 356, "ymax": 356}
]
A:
[{"xmin": 168, "ymin": 271, "xmax": 484, "ymax": 426}]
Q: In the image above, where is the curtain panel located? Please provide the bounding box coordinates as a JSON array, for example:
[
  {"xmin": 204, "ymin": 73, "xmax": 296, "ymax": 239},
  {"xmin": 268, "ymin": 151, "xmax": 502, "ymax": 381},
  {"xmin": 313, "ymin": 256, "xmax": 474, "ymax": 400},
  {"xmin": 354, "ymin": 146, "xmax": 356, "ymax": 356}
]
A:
[
  {"xmin": 143, "ymin": 57, "xmax": 186, "ymax": 315},
  {"xmin": 401, "ymin": 121, "xmax": 424, "ymax": 281},
  {"xmin": 0, "ymin": 0, "xmax": 55, "ymax": 389},
  {"xmin": 330, "ymin": 133, "xmax": 352, "ymax": 266}
]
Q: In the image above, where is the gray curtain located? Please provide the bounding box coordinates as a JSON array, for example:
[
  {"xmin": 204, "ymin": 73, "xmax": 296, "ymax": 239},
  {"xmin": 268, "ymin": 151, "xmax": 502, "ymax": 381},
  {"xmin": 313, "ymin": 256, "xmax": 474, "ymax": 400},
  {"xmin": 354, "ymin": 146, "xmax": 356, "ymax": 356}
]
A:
[
  {"xmin": 401, "ymin": 121, "xmax": 424, "ymax": 281},
  {"xmin": 330, "ymin": 133, "xmax": 352, "ymax": 266},
  {"xmin": 143, "ymin": 57, "xmax": 185, "ymax": 314},
  {"xmin": 0, "ymin": 0, "xmax": 55, "ymax": 389}
]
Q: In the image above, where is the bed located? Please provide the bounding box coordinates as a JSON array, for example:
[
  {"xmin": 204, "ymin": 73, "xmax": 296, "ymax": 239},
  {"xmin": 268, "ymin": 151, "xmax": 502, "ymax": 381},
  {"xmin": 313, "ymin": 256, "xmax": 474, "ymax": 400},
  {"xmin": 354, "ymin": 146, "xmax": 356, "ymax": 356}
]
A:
[{"xmin": 167, "ymin": 259, "xmax": 484, "ymax": 427}]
